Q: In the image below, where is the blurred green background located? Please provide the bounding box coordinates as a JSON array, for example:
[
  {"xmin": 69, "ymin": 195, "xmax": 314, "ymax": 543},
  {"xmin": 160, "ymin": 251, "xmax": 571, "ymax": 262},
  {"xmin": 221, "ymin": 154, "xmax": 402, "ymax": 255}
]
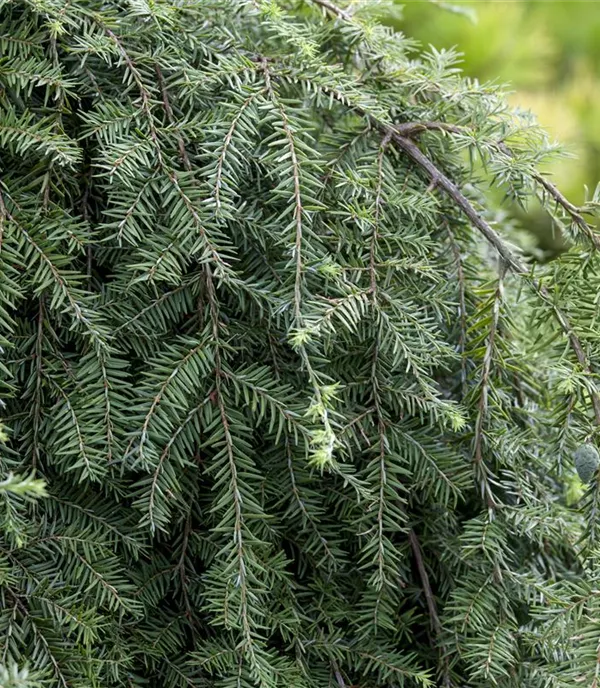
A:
[{"xmin": 383, "ymin": 0, "xmax": 600, "ymax": 256}]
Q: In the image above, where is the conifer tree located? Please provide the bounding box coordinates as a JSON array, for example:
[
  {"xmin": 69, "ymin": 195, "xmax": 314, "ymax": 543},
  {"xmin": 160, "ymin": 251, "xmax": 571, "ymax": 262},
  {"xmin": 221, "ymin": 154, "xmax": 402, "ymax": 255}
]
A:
[{"xmin": 2, "ymin": 0, "xmax": 600, "ymax": 686}]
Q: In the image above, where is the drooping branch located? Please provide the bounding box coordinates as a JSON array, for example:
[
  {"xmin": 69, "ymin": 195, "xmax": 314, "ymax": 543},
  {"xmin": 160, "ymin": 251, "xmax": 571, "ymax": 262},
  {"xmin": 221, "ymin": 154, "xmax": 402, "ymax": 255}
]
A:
[
  {"xmin": 103, "ymin": 24, "xmax": 232, "ymax": 277},
  {"xmin": 291, "ymin": 71, "xmax": 529, "ymax": 274},
  {"xmin": 536, "ymin": 289, "xmax": 600, "ymax": 425},
  {"xmin": 375, "ymin": 127, "xmax": 600, "ymax": 426},
  {"xmin": 389, "ymin": 131, "xmax": 527, "ymax": 275},
  {"xmin": 534, "ymin": 173, "xmax": 600, "ymax": 249},
  {"xmin": 325, "ymin": 87, "xmax": 600, "ymax": 426},
  {"xmin": 397, "ymin": 121, "xmax": 600, "ymax": 250},
  {"xmin": 366, "ymin": 120, "xmax": 600, "ymax": 423},
  {"xmin": 294, "ymin": 58, "xmax": 600, "ymax": 424},
  {"xmin": 488, "ymin": 139, "xmax": 600, "ymax": 250}
]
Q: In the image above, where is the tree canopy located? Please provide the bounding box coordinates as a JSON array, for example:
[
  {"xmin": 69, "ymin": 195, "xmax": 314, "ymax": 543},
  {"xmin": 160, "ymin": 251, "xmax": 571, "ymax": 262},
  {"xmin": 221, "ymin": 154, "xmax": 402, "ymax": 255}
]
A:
[{"xmin": 1, "ymin": 0, "xmax": 600, "ymax": 686}]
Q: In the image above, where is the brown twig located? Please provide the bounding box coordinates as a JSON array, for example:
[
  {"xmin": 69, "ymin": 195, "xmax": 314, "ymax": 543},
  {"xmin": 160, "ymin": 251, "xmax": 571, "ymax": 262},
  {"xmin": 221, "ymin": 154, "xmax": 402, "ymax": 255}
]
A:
[
  {"xmin": 490, "ymin": 140, "xmax": 600, "ymax": 251},
  {"xmin": 394, "ymin": 121, "xmax": 463, "ymax": 138},
  {"xmin": 398, "ymin": 121, "xmax": 600, "ymax": 250},
  {"xmin": 155, "ymin": 64, "xmax": 192, "ymax": 172},
  {"xmin": 535, "ymin": 173, "xmax": 600, "ymax": 249},
  {"xmin": 370, "ymin": 131, "xmax": 392, "ymax": 297},
  {"xmin": 10, "ymin": 594, "xmax": 69, "ymax": 688},
  {"xmin": 389, "ymin": 131, "xmax": 527, "ymax": 275},
  {"xmin": 472, "ymin": 266, "xmax": 506, "ymax": 510},
  {"xmin": 408, "ymin": 529, "xmax": 441, "ymax": 636},
  {"xmin": 473, "ymin": 266, "xmax": 505, "ymax": 469},
  {"xmin": 32, "ymin": 297, "xmax": 45, "ymax": 470},
  {"xmin": 408, "ymin": 528, "xmax": 451, "ymax": 686},
  {"xmin": 445, "ymin": 222, "xmax": 467, "ymax": 397},
  {"xmin": 331, "ymin": 659, "xmax": 347, "ymax": 688},
  {"xmin": 178, "ymin": 510, "xmax": 193, "ymax": 619},
  {"xmin": 537, "ymin": 289, "xmax": 600, "ymax": 425},
  {"xmin": 309, "ymin": 0, "xmax": 353, "ymax": 21}
]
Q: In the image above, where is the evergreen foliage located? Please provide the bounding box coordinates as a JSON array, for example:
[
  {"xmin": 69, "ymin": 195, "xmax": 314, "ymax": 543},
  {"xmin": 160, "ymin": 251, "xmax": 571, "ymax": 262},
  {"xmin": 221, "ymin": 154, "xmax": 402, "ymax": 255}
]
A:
[{"xmin": 2, "ymin": 0, "xmax": 600, "ymax": 686}]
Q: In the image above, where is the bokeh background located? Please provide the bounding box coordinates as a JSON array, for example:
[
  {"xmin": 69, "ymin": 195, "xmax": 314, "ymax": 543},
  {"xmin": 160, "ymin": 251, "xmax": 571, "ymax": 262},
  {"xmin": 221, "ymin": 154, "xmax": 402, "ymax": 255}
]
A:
[{"xmin": 381, "ymin": 0, "xmax": 600, "ymax": 257}]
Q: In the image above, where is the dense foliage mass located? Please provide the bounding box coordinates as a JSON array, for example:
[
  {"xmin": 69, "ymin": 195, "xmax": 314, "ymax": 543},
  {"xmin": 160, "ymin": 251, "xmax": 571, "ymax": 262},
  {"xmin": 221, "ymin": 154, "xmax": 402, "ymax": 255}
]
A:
[{"xmin": 2, "ymin": 0, "xmax": 600, "ymax": 686}]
